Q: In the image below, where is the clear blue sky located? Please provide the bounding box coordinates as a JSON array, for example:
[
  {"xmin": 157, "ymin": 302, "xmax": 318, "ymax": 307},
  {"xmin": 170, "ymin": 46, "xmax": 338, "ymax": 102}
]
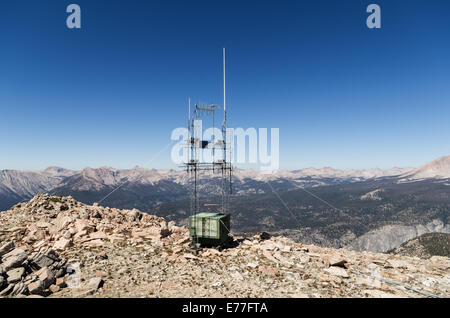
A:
[{"xmin": 1, "ymin": 0, "xmax": 449, "ymax": 171}]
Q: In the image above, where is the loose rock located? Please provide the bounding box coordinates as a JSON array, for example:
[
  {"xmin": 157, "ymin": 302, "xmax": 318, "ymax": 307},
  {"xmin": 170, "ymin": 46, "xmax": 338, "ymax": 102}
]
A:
[
  {"xmin": 0, "ymin": 194, "xmax": 448, "ymax": 298},
  {"xmin": 6, "ymin": 267, "xmax": 25, "ymax": 284}
]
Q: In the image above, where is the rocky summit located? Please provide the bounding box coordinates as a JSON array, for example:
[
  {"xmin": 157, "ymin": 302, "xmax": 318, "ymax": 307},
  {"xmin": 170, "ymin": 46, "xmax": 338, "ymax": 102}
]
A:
[{"xmin": 0, "ymin": 194, "xmax": 449, "ymax": 298}]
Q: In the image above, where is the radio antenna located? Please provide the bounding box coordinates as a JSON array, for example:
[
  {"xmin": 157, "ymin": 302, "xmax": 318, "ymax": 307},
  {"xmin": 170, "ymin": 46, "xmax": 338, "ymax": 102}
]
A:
[{"xmin": 223, "ymin": 48, "xmax": 226, "ymax": 127}]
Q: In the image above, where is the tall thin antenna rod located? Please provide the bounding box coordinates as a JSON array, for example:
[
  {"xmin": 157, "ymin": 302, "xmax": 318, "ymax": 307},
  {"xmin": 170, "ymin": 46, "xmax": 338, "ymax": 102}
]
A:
[
  {"xmin": 223, "ymin": 48, "xmax": 226, "ymax": 118},
  {"xmin": 188, "ymin": 97, "xmax": 191, "ymax": 143},
  {"xmin": 222, "ymin": 47, "xmax": 227, "ymax": 166}
]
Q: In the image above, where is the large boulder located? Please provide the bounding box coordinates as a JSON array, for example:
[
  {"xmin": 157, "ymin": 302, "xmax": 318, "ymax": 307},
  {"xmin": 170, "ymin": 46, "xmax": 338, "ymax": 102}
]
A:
[
  {"xmin": 6, "ymin": 267, "xmax": 26, "ymax": 284},
  {"xmin": 27, "ymin": 280, "xmax": 44, "ymax": 295},
  {"xmin": 37, "ymin": 267, "xmax": 55, "ymax": 289},
  {"xmin": 53, "ymin": 238, "xmax": 72, "ymax": 251},
  {"xmin": 30, "ymin": 248, "xmax": 60, "ymax": 269},
  {"xmin": 49, "ymin": 215, "xmax": 72, "ymax": 235},
  {"xmin": 0, "ymin": 284, "xmax": 14, "ymax": 296},
  {"xmin": 324, "ymin": 266, "xmax": 349, "ymax": 278},
  {"xmin": 2, "ymin": 249, "xmax": 28, "ymax": 271},
  {"xmin": 87, "ymin": 277, "xmax": 104, "ymax": 290},
  {"xmin": 0, "ymin": 241, "xmax": 15, "ymax": 258},
  {"xmin": 126, "ymin": 209, "xmax": 141, "ymax": 222},
  {"xmin": 0, "ymin": 276, "xmax": 6, "ymax": 291},
  {"xmin": 74, "ymin": 219, "xmax": 95, "ymax": 234}
]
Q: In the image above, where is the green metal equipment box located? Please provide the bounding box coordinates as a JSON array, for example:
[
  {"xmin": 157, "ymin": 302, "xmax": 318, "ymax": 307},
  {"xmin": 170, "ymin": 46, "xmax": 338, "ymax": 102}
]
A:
[{"xmin": 189, "ymin": 212, "xmax": 231, "ymax": 246}]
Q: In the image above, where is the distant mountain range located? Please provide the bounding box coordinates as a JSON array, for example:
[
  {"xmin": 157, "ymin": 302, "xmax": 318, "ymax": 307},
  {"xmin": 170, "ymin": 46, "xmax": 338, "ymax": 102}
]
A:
[
  {"xmin": 0, "ymin": 167, "xmax": 76, "ymax": 210},
  {"xmin": 1, "ymin": 156, "xmax": 448, "ymax": 213},
  {"xmin": 0, "ymin": 162, "xmax": 418, "ymax": 212},
  {"xmin": 1, "ymin": 156, "xmax": 449, "ymax": 253}
]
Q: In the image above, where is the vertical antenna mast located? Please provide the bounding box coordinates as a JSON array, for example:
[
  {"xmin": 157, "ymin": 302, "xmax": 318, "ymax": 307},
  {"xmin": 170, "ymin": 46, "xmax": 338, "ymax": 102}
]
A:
[
  {"xmin": 223, "ymin": 48, "xmax": 227, "ymax": 114},
  {"xmin": 222, "ymin": 47, "xmax": 228, "ymax": 215},
  {"xmin": 188, "ymin": 97, "xmax": 191, "ymax": 134},
  {"xmin": 223, "ymin": 48, "xmax": 227, "ymax": 166},
  {"xmin": 223, "ymin": 48, "xmax": 226, "ymax": 125},
  {"xmin": 188, "ymin": 97, "xmax": 191, "ymax": 165}
]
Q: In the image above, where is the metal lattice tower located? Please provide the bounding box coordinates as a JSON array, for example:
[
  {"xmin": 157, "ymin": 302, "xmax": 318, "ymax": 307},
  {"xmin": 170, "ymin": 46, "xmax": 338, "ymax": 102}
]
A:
[{"xmin": 182, "ymin": 48, "xmax": 232, "ymax": 247}]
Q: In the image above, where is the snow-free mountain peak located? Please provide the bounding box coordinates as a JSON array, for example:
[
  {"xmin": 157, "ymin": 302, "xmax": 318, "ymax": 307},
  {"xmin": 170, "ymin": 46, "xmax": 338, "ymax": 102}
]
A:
[{"xmin": 400, "ymin": 156, "xmax": 450, "ymax": 181}]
